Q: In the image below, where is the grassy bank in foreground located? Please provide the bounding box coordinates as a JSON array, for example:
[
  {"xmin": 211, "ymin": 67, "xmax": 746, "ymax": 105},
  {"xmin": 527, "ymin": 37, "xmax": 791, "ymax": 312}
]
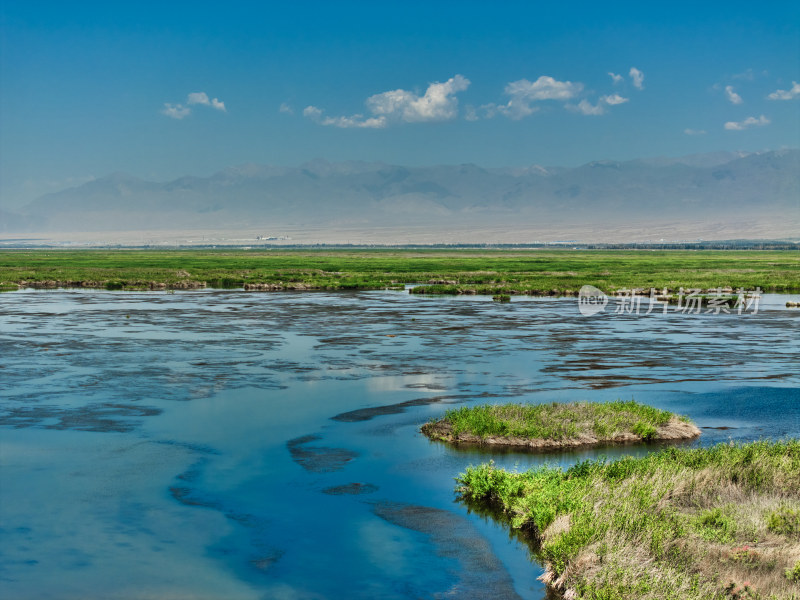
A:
[
  {"xmin": 422, "ymin": 401, "xmax": 700, "ymax": 448},
  {"xmin": 458, "ymin": 440, "xmax": 800, "ymax": 600},
  {"xmin": 0, "ymin": 249, "xmax": 798, "ymax": 293}
]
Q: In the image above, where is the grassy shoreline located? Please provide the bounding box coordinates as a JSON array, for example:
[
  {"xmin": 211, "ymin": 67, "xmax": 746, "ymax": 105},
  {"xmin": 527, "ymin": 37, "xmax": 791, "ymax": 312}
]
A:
[
  {"xmin": 0, "ymin": 249, "xmax": 798, "ymax": 294},
  {"xmin": 422, "ymin": 401, "xmax": 701, "ymax": 449},
  {"xmin": 457, "ymin": 440, "xmax": 800, "ymax": 600}
]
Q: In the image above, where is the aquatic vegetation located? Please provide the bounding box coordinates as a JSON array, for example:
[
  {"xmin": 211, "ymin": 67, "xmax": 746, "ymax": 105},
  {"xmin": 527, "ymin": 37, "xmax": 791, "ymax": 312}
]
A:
[
  {"xmin": 422, "ymin": 400, "xmax": 699, "ymax": 448},
  {"xmin": 456, "ymin": 440, "xmax": 800, "ymax": 600},
  {"xmin": 0, "ymin": 248, "xmax": 798, "ymax": 293}
]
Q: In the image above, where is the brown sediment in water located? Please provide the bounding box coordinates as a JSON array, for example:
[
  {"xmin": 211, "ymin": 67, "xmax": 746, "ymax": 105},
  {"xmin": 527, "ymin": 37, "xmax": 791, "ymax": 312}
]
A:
[
  {"xmin": 322, "ymin": 482, "xmax": 379, "ymax": 495},
  {"xmin": 286, "ymin": 434, "xmax": 359, "ymax": 472},
  {"xmin": 421, "ymin": 416, "xmax": 700, "ymax": 449}
]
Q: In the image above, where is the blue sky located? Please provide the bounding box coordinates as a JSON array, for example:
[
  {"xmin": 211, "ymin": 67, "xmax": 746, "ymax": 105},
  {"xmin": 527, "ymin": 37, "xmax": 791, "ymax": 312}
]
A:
[{"xmin": 1, "ymin": 1, "xmax": 798, "ymax": 208}]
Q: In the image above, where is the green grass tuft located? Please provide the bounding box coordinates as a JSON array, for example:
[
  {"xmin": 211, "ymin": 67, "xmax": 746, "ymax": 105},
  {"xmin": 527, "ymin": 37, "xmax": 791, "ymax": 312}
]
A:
[{"xmin": 767, "ymin": 506, "xmax": 800, "ymax": 538}]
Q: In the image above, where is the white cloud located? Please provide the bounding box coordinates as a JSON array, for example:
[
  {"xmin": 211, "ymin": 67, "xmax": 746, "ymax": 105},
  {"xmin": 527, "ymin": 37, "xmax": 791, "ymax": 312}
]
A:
[
  {"xmin": 609, "ymin": 72, "xmax": 623, "ymax": 84},
  {"xmin": 484, "ymin": 76, "xmax": 583, "ymax": 119},
  {"xmin": 566, "ymin": 94, "xmax": 628, "ymax": 116},
  {"xmin": 187, "ymin": 92, "xmax": 210, "ymax": 106},
  {"xmin": 724, "ymin": 115, "xmax": 770, "ymax": 130},
  {"xmin": 303, "ymin": 106, "xmax": 323, "ymax": 119},
  {"xmin": 506, "ymin": 76, "xmax": 583, "ymax": 101},
  {"xmin": 464, "ymin": 105, "xmax": 478, "ymax": 122},
  {"xmin": 279, "ymin": 103, "xmax": 294, "ymax": 115},
  {"xmin": 602, "ymin": 93, "xmax": 628, "ymax": 105},
  {"xmin": 366, "ymin": 74, "xmax": 470, "ymax": 122},
  {"xmin": 303, "ymin": 105, "xmax": 386, "ymax": 128},
  {"xmin": 629, "ymin": 67, "xmax": 644, "ymax": 90},
  {"xmin": 322, "ymin": 115, "xmax": 387, "ymax": 128},
  {"xmin": 684, "ymin": 128, "xmax": 707, "ymax": 135},
  {"xmin": 161, "ymin": 103, "xmax": 191, "ymax": 119},
  {"xmin": 304, "ymin": 75, "xmax": 470, "ymax": 128},
  {"xmin": 163, "ymin": 91, "xmax": 226, "ymax": 118},
  {"xmin": 482, "ymin": 99, "xmax": 539, "ymax": 119},
  {"xmin": 724, "ymin": 85, "xmax": 743, "ymax": 104},
  {"xmin": 767, "ymin": 81, "xmax": 800, "ymax": 100}
]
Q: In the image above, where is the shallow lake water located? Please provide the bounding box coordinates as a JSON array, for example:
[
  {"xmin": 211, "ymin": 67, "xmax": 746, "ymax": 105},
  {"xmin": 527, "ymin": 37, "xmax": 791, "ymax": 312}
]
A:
[{"xmin": 1, "ymin": 289, "xmax": 799, "ymax": 599}]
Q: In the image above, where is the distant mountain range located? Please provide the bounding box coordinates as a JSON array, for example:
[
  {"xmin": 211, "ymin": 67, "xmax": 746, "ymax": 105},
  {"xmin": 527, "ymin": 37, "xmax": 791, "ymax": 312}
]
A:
[{"xmin": 2, "ymin": 150, "xmax": 798, "ymax": 241}]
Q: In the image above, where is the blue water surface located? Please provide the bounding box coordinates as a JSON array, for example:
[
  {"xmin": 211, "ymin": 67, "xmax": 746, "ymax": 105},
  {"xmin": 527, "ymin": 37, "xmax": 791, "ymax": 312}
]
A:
[{"xmin": 1, "ymin": 289, "xmax": 798, "ymax": 599}]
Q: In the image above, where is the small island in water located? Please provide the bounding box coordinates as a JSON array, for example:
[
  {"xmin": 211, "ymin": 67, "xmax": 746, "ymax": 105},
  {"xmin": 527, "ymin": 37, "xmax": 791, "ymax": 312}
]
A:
[{"xmin": 421, "ymin": 400, "xmax": 701, "ymax": 449}]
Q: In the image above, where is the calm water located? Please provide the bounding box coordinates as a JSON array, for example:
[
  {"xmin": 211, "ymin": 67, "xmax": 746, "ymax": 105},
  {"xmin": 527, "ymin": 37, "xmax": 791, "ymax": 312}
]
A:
[{"xmin": 1, "ymin": 289, "xmax": 799, "ymax": 599}]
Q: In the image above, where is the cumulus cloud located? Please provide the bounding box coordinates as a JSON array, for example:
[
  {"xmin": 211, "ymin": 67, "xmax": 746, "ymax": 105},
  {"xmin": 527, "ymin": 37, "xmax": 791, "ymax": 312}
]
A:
[
  {"xmin": 566, "ymin": 94, "xmax": 628, "ymax": 116},
  {"xmin": 304, "ymin": 75, "xmax": 470, "ymax": 128},
  {"xmin": 724, "ymin": 115, "xmax": 770, "ymax": 130},
  {"xmin": 161, "ymin": 103, "xmax": 191, "ymax": 120},
  {"xmin": 684, "ymin": 128, "xmax": 707, "ymax": 135},
  {"xmin": 767, "ymin": 81, "xmax": 800, "ymax": 100},
  {"xmin": 162, "ymin": 91, "xmax": 226, "ymax": 119},
  {"xmin": 186, "ymin": 91, "xmax": 226, "ymax": 111},
  {"xmin": 629, "ymin": 67, "xmax": 644, "ymax": 90},
  {"xmin": 483, "ymin": 75, "xmax": 583, "ymax": 119},
  {"xmin": 366, "ymin": 75, "xmax": 470, "ymax": 122},
  {"xmin": 279, "ymin": 103, "xmax": 294, "ymax": 115},
  {"xmin": 609, "ymin": 72, "xmax": 624, "ymax": 84},
  {"xmin": 724, "ymin": 85, "xmax": 743, "ymax": 104}
]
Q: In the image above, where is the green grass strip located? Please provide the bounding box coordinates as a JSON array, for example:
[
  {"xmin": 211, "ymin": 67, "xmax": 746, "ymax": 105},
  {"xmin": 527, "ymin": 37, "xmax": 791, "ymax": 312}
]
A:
[{"xmin": 0, "ymin": 248, "xmax": 798, "ymax": 293}]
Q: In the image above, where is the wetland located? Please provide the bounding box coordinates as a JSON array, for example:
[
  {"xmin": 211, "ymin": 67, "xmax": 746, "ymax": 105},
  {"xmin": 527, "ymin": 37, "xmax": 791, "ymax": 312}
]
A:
[{"xmin": 1, "ymin": 271, "xmax": 799, "ymax": 599}]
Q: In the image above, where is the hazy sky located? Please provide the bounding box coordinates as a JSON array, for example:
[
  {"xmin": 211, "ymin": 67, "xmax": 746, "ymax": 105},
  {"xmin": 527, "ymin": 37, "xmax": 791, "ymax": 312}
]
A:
[{"xmin": 1, "ymin": 1, "xmax": 799, "ymax": 208}]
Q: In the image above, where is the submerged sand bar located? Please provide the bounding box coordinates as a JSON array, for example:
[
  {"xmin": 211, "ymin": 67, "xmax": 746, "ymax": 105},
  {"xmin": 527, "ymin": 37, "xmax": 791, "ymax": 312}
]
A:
[{"xmin": 421, "ymin": 400, "xmax": 701, "ymax": 449}]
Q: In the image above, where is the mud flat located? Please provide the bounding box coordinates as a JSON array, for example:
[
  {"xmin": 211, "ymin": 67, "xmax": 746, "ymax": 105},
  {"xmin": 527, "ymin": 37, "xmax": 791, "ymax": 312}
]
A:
[{"xmin": 421, "ymin": 400, "xmax": 700, "ymax": 449}]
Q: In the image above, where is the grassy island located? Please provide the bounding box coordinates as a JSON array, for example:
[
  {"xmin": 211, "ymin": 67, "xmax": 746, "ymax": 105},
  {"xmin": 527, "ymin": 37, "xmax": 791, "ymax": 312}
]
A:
[
  {"xmin": 457, "ymin": 440, "xmax": 800, "ymax": 600},
  {"xmin": 421, "ymin": 400, "xmax": 701, "ymax": 449}
]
